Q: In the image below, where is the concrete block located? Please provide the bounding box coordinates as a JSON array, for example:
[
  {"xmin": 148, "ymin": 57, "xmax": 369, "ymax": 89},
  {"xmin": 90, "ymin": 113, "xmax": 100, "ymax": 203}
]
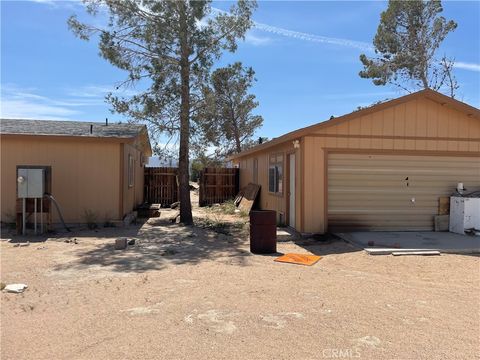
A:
[
  {"xmin": 123, "ymin": 211, "xmax": 138, "ymax": 226},
  {"xmin": 115, "ymin": 238, "xmax": 128, "ymax": 250}
]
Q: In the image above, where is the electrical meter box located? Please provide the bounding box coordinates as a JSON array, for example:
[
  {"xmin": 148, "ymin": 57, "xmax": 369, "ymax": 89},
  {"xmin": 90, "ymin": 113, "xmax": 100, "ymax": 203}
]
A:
[{"xmin": 17, "ymin": 168, "xmax": 45, "ymax": 198}]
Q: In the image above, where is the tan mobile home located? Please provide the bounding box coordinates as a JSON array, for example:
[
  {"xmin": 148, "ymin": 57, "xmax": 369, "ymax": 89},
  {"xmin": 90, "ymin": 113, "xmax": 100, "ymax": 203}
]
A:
[
  {"xmin": 231, "ymin": 89, "xmax": 480, "ymax": 234},
  {"xmin": 0, "ymin": 119, "xmax": 152, "ymax": 227}
]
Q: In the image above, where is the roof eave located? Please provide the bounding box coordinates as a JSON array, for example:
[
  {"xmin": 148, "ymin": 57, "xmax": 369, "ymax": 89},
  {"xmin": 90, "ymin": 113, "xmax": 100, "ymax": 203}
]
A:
[{"xmin": 230, "ymin": 89, "xmax": 480, "ymax": 160}]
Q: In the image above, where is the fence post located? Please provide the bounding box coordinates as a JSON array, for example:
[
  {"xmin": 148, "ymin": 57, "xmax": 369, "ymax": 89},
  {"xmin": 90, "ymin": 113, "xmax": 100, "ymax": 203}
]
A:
[
  {"xmin": 234, "ymin": 167, "xmax": 240, "ymax": 195},
  {"xmin": 198, "ymin": 169, "xmax": 204, "ymax": 207}
]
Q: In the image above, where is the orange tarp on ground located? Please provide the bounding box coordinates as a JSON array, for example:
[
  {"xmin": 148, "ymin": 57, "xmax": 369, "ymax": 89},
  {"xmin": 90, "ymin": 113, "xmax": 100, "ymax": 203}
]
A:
[{"xmin": 274, "ymin": 253, "xmax": 322, "ymax": 266}]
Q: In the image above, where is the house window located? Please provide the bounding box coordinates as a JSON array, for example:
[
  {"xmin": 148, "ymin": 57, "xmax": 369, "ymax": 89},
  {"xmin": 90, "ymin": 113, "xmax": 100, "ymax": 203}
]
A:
[
  {"xmin": 268, "ymin": 153, "xmax": 283, "ymax": 195},
  {"xmin": 128, "ymin": 154, "xmax": 134, "ymax": 188},
  {"xmin": 253, "ymin": 158, "xmax": 258, "ymax": 184}
]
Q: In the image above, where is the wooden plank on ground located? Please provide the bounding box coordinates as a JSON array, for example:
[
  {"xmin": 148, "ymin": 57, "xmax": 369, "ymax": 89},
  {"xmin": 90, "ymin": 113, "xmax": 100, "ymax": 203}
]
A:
[
  {"xmin": 392, "ymin": 251, "xmax": 441, "ymax": 256},
  {"xmin": 238, "ymin": 183, "xmax": 261, "ymax": 213}
]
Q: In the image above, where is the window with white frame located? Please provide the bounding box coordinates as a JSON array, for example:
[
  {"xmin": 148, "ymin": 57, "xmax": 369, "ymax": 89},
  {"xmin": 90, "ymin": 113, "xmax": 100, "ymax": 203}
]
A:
[{"xmin": 268, "ymin": 153, "xmax": 283, "ymax": 195}]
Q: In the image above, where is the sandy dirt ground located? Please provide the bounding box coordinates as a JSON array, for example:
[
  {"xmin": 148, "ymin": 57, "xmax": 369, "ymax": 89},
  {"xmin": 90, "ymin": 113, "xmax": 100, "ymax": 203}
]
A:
[{"xmin": 1, "ymin": 193, "xmax": 479, "ymax": 359}]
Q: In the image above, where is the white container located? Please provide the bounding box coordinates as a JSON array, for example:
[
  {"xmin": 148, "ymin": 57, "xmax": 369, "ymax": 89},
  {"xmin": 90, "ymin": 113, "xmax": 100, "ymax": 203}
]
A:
[{"xmin": 449, "ymin": 196, "xmax": 480, "ymax": 234}]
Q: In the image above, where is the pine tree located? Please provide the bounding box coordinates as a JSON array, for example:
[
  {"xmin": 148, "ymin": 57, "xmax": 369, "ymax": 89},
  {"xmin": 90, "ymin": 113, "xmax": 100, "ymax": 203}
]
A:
[
  {"xmin": 359, "ymin": 0, "xmax": 458, "ymax": 96},
  {"xmin": 69, "ymin": 0, "xmax": 256, "ymax": 224}
]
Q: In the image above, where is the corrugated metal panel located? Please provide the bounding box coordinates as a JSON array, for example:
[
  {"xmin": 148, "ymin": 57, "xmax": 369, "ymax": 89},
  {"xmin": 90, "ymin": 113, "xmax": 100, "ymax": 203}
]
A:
[{"xmin": 328, "ymin": 153, "xmax": 480, "ymax": 231}]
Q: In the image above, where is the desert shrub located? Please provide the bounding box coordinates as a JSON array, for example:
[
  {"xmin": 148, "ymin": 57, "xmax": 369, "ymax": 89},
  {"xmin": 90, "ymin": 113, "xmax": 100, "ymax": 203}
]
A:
[
  {"xmin": 83, "ymin": 209, "xmax": 98, "ymax": 230},
  {"xmin": 195, "ymin": 215, "xmax": 246, "ymax": 235}
]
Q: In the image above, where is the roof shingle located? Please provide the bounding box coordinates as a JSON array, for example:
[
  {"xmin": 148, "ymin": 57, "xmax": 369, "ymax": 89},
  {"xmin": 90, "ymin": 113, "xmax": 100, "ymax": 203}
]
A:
[{"xmin": 0, "ymin": 119, "xmax": 146, "ymax": 138}]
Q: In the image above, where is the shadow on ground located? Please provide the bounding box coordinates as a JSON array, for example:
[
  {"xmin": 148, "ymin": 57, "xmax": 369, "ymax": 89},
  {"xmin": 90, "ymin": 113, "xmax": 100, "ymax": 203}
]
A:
[
  {"xmin": 52, "ymin": 218, "xmax": 251, "ymax": 274},
  {"xmin": 278, "ymin": 230, "xmax": 363, "ymax": 257},
  {"xmin": 1, "ymin": 221, "xmax": 147, "ymax": 242}
]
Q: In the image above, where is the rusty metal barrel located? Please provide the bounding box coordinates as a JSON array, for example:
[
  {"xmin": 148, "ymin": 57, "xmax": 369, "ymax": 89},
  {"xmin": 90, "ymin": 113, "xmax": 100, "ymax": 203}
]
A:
[{"xmin": 249, "ymin": 210, "xmax": 277, "ymax": 254}]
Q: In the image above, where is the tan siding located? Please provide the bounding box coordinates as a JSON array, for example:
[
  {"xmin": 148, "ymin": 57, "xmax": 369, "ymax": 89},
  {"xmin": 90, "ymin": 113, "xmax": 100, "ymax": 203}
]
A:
[
  {"xmin": 303, "ymin": 98, "xmax": 480, "ymax": 233},
  {"xmin": 1, "ymin": 136, "xmax": 121, "ymax": 224},
  {"xmin": 237, "ymin": 142, "xmax": 302, "ymax": 228},
  {"xmin": 315, "ymin": 98, "xmax": 478, "ymax": 140},
  {"xmin": 122, "ymin": 143, "xmax": 145, "ymax": 217},
  {"xmin": 235, "ymin": 95, "xmax": 480, "ymax": 234},
  {"xmin": 303, "ymin": 137, "xmax": 327, "ymax": 233}
]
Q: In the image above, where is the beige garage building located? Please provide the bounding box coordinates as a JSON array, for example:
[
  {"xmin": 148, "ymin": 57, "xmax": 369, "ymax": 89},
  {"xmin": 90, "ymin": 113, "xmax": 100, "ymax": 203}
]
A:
[
  {"xmin": 231, "ymin": 89, "xmax": 480, "ymax": 234},
  {"xmin": 0, "ymin": 119, "xmax": 152, "ymax": 228}
]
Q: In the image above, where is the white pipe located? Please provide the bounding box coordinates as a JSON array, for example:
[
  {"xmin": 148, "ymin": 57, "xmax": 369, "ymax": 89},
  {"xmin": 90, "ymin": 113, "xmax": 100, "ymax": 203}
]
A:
[
  {"xmin": 22, "ymin": 198, "xmax": 26, "ymax": 235},
  {"xmin": 34, "ymin": 198, "xmax": 37, "ymax": 235},
  {"xmin": 40, "ymin": 198, "xmax": 43, "ymax": 234}
]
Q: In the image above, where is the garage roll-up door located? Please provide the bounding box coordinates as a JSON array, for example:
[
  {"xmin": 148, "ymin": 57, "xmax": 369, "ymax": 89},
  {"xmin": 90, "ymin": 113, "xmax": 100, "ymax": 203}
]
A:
[{"xmin": 327, "ymin": 153, "xmax": 480, "ymax": 231}]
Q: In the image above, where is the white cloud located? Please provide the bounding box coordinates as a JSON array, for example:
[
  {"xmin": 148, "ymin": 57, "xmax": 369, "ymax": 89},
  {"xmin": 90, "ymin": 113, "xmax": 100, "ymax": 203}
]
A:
[
  {"xmin": 0, "ymin": 83, "xmax": 143, "ymax": 120},
  {"xmin": 28, "ymin": 0, "xmax": 57, "ymax": 4},
  {"xmin": 0, "ymin": 84, "xmax": 107, "ymax": 120},
  {"xmin": 66, "ymin": 85, "xmax": 115, "ymax": 98},
  {"xmin": 28, "ymin": 0, "xmax": 83, "ymax": 10},
  {"xmin": 0, "ymin": 99, "xmax": 79, "ymax": 120},
  {"xmin": 244, "ymin": 32, "xmax": 272, "ymax": 46},
  {"xmin": 67, "ymin": 84, "xmax": 138, "ymax": 98},
  {"xmin": 454, "ymin": 62, "xmax": 480, "ymax": 72}
]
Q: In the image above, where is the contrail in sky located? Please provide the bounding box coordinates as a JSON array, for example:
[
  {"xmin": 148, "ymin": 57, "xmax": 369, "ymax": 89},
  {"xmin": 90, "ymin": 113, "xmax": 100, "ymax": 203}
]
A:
[
  {"xmin": 212, "ymin": 7, "xmax": 373, "ymax": 52},
  {"xmin": 252, "ymin": 21, "xmax": 374, "ymax": 52},
  {"xmin": 212, "ymin": 7, "xmax": 480, "ymax": 72}
]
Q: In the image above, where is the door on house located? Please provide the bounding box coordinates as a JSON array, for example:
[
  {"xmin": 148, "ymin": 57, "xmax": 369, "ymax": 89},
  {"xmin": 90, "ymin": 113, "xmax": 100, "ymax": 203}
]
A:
[{"xmin": 288, "ymin": 154, "xmax": 296, "ymax": 228}]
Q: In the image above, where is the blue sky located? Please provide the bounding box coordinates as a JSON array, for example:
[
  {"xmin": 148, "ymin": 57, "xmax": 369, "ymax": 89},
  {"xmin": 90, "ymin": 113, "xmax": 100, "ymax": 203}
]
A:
[{"xmin": 1, "ymin": 0, "xmax": 479, "ymax": 144}]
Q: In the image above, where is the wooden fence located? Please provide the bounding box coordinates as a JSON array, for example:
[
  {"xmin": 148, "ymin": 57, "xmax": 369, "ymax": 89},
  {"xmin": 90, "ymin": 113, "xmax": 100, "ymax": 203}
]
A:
[
  {"xmin": 199, "ymin": 167, "xmax": 239, "ymax": 207},
  {"xmin": 144, "ymin": 167, "xmax": 178, "ymax": 206}
]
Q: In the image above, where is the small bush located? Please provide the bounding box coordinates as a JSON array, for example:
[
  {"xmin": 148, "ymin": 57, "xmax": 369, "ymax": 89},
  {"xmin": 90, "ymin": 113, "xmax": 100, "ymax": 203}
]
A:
[
  {"xmin": 83, "ymin": 209, "xmax": 98, "ymax": 230},
  {"xmin": 221, "ymin": 200, "xmax": 237, "ymax": 215},
  {"xmin": 196, "ymin": 215, "xmax": 246, "ymax": 235},
  {"xmin": 207, "ymin": 200, "xmax": 238, "ymax": 215}
]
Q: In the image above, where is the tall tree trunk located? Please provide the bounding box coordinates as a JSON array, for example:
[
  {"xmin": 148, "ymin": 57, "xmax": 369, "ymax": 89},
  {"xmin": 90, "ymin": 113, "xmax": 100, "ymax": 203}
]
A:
[
  {"xmin": 234, "ymin": 136, "xmax": 242, "ymax": 153},
  {"xmin": 230, "ymin": 105, "xmax": 242, "ymax": 153},
  {"xmin": 178, "ymin": 1, "xmax": 193, "ymax": 224},
  {"xmin": 233, "ymin": 122, "xmax": 242, "ymax": 153}
]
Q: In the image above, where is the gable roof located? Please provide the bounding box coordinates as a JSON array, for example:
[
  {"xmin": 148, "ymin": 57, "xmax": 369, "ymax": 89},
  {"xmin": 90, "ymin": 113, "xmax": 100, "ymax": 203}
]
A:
[
  {"xmin": 0, "ymin": 118, "xmax": 146, "ymax": 138},
  {"xmin": 0, "ymin": 118, "xmax": 153, "ymax": 156},
  {"xmin": 230, "ymin": 89, "xmax": 480, "ymax": 160}
]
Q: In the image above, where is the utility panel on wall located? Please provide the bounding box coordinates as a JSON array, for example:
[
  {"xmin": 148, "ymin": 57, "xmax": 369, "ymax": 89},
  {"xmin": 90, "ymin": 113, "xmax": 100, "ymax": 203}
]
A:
[{"xmin": 17, "ymin": 168, "xmax": 45, "ymax": 198}]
